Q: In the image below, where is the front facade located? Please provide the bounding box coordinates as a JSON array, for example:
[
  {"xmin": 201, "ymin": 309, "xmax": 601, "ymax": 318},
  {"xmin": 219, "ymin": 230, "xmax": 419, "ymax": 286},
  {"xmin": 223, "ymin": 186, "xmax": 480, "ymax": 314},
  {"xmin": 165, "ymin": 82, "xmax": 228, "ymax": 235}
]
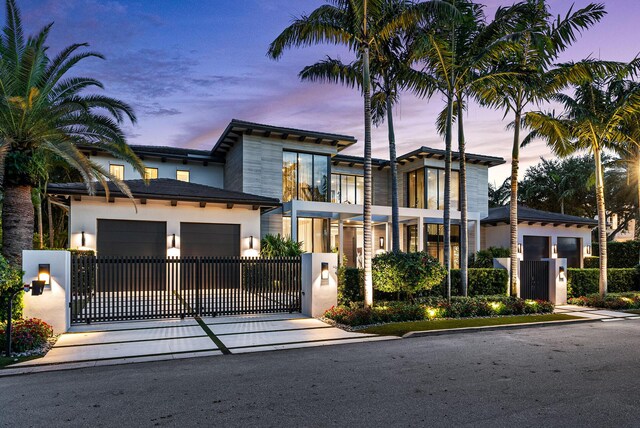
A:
[{"xmin": 48, "ymin": 119, "xmax": 506, "ymax": 267}]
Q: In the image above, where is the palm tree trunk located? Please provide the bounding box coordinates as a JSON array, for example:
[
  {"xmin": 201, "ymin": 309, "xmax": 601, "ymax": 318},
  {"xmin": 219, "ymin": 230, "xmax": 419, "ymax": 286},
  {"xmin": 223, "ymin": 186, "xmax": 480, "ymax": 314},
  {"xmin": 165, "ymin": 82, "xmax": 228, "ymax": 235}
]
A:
[
  {"xmin": 47, "ymin": 197, "xmax": 54, "ymax": 248},
  {"xmin": 385, "ymin": 93, "xmax": 400, "ymax": 253},
  {"xmin": 457, "ymin": 98, "xmax": 468, "ymax": 297},
  {"xmin": 594, "ymin": 146, "xmax": 607, "ymax": 296},
  {"xmin": 2, "ymin": 184, "xmax": 34, "ymax": 265},
  {"xmin": 444, "ymin": 91, "xmax": 453, "ymax": 301},
  {"xmin": 509, "ymin": 109, "xmax": 521, "ymax": 296},
  {"xmin": 636, "ymin": 148, "xmax": 640, "ymax": 261},
  {"xmin": 362, "ymin": 44, "xmax": 373, "ymax": 308},
  {"xmin": 33, "ymin": 190, "xmax": 44, "ymax": 250}
]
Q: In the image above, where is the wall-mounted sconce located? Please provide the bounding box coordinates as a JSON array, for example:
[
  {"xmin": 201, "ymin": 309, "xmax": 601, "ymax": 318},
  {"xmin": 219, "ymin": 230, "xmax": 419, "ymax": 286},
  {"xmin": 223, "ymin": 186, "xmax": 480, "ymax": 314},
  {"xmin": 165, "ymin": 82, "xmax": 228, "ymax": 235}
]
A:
[
  {"xmin": 321, "ymin": 262, "xmax": 329, "ymax": 280},
  {"xmin": 170, "ymin": 234, "xmax": 177, "ymax": 249},
  {"xmin": 517, "ymin": 243, "xmax": 523, "ymax": 254},
  {"xmin": 552, "ymin": 244, "xmax": 558, "ymax": 255},
  {"xmin": 559, "ymin": 266, "xmax": 566, "ymax": 282},
  {"xmin": 249, "ymin": 236, "xmax": 255, "ymax": 250},
  {"xmin": 585, "ymin": 245, "xmax": 592, "ymax": 255},
  {"xmin": 81, "ymin": 230, "xmax": 86, "ymax": 247},
  {"xmin": 38, "ymin": 264, "xmax": 50, "ymax": 286},
  {"xmin": 379, "ymin": 236, "xmax": 385, "ymax": 249}
]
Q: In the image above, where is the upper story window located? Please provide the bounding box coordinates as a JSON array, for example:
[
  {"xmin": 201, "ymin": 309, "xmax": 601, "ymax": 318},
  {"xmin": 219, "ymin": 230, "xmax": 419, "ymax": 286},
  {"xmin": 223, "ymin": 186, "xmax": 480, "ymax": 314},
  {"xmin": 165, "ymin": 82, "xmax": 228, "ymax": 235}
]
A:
[
  {"xmin": 144, "ymin": 167, "xmax": 158, "ymax": 180},
  {"xmin": 407, "ymin": 167, "xmax": 459, "ymax": 210},
  {"xmin": 176, "ymin": 170, "xmax": 190, "ymax": 182},
  {"xmin": 282, "ymin": 151, "xmax": 329, "ymax": 202},
  {"xmin": 331, "ymin": 174, "xmax": 364, "ymax": 204},
  {"xmin": 109, "ymin": 164, "xmax": 124, "ymax": 180}
]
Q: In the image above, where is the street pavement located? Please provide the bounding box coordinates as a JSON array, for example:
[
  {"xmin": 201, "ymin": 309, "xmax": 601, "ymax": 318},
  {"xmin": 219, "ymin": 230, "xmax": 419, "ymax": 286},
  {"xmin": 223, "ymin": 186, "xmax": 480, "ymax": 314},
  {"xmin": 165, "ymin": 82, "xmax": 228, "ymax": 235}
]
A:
[{"xmin": 2, "ymin": 320, "xmax": 640, "ymax": 427}]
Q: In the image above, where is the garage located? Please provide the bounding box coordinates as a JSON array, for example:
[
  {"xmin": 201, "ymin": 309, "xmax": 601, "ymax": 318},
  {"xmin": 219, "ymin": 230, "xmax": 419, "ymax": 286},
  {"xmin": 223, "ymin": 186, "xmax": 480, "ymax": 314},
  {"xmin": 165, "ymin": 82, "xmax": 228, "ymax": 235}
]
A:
[
  {"xmin": 557, "ymin": 237, "xmax": 581, "ymax": 268},
  {"xmin": 523, "ymin": 235, "xmax": 550, "ymax": 261},
  {"xmin": 180, "ymin": 223, "xmax": 240, "ymax": 257},
  {"xmin": 97, "ymin": 219, "xmax": 167, "ymax": 257}
]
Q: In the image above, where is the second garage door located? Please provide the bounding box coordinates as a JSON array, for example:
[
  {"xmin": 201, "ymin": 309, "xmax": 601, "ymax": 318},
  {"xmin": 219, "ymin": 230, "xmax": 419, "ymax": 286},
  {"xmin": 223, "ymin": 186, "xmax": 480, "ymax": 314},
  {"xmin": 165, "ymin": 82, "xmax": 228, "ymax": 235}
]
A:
[
  {"xmin": 180, "ymin": 223, "xmax": 241, "ymax": 257},
  {"xmin": 97, "ymin": 219, "xmax": 167, "ymax": 257}
]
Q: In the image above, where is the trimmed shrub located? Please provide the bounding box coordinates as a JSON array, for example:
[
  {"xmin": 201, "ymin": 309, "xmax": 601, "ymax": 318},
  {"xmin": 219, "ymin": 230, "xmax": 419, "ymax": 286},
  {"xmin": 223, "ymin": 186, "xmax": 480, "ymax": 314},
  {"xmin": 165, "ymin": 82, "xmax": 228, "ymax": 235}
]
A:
[
  {"xmin": 568, "ymin": 292, "xmax": 640, "ymax": 310},
  {"xmin": 592, "ymin": 241, "xmax": 640, "ymax": 268},
  {"xmin": 260, "ymin": 234, "xmax": 303, "ymax": 257},
  {"xmin": 567, "ymin": 268, "xmax": 638, "ymax": 297},
  {"xmin": 583, "ymin": 257, "xmax": 599, "ymax": 268},
  {"xmin": 372, "ymin": 252, "xmax": 446, "ymax": 297},
  {"xmin": 469, "ymin": 247, "xmax": 510, "ymax": 268},
  {"xmin": 450, "ymin": 268, "xmax": 509, "ymax": 296},
  {"xmin": 337, "ymin": 266, "xmax": 364, "ymax": 305},
  {"xmin": 0, "ymin": 256, "xmax": 24, "ymax": 322},
  {"xmin": 324, "ymin": 296, "xmax": 554, "ymax": 327},
  {"xmin": 0, "ymin": 318, "xmax": 53, "ymax": 352}
]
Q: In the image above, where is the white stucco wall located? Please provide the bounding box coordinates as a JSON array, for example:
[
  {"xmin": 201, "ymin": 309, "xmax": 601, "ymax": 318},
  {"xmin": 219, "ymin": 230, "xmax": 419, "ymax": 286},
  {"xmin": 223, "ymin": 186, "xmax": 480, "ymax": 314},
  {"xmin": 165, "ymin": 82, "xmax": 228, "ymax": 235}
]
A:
[
  {"xmin": 482, "ymin": 223, "xmax": 593, "ymax": 263},
  {"xmin": 89, "ymin": 154, "xmax": 224, "ymax": 188},
  {"xmin": 69, "ymin": 197, "xmax": 262, "ymax": 257}
]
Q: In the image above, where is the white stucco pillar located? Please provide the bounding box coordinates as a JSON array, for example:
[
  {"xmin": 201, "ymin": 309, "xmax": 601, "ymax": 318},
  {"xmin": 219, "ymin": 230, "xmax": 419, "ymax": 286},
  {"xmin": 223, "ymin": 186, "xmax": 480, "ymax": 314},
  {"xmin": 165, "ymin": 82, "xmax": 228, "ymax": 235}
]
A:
[
  {"xmin": 22, "ymin": 250, "xmax": 71, "ymax": 334},
  {"xmin": 338, "ymin": 220, "xmax": 344, "ymax": 264},
  {"xmin": 291, "ymin": 201, "xmax": 298, "ymax": 242},
  {"xmin": 301, "ymin": 253, "xmax": 338, "ymax": 317},
  {"xmin": 417, "ymin": 217, "xmax": 424, "ymax": 251},
  {"xmin": 545, "ymin": 258, "xmax": 568, "ymax": 305}
]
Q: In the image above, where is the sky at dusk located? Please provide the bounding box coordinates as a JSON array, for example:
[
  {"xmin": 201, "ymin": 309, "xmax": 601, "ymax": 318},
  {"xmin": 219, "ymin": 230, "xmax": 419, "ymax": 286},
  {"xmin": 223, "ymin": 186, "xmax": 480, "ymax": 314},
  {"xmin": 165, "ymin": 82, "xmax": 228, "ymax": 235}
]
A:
[{"xmin": 19, "ymin": 0, "xmax": 640, "ymax": 184}]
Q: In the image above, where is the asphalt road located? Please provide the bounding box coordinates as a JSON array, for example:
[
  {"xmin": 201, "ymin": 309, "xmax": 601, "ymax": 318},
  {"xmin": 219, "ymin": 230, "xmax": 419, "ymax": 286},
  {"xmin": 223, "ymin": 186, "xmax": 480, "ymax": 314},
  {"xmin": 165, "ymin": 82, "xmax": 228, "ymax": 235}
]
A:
[{"xmin": 2, "ymin": 321, "xmax": 640, "ymax": 427}]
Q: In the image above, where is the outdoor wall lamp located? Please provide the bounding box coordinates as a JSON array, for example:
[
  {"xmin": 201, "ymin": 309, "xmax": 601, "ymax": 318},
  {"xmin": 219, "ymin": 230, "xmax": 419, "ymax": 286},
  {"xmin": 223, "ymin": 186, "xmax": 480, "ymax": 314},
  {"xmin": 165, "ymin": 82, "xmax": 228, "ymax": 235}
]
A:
[
  {"xmin": 585, "ymin": 245, "xmax": 592, "ymax": 255},
  {"xmin": 559, "ymin": 266, "xmax": 566, "ymax": 282},
  {"xmin": 379, "ymin": 236, "xmax": 385, "ymax": 249},
  {"xmin": 81, "ymin": 230, "xmax": 86, "ymax": 247},
  {"xmin": 517, "ymin": 244, "xmax": 523, "ymax": 254},
  {"xmin": 38, "ymin": 264, "xmax": 50, "ymax": 286},
  {"xmin": 552, "ymin": 244, "xmax": 558, "ymax": 255},
  {"xmin": 170, "ymin": 234, "xmax": 177, "ymax": 249},
  {"xmin": 249, "ymin": 236, "xmax": 255, "ymax": 250},
  {"xmin": 321, "ymin": 262, "xmax": 329, "ymax": 280}
]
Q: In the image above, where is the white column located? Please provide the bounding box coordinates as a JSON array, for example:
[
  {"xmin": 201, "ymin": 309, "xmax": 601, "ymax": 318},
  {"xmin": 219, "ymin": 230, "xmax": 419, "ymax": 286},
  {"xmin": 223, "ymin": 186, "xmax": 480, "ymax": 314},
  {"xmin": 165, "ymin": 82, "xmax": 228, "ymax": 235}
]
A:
[
  {"xmin": 385, "ymin": 221, "xmax": 389, "ymax": 251},
  {"xmin": 291, "ymin": 201, "xmax": 298, "ymax": 242},
  {"xmin": 301, "ymin": 253, "xmax": 338, "ymax": 317},
  {"xmin": 475, "ymin": 218, "xmax": 481, "ymax": 252},
  {"xmin": 338, "ymin": 219, "xmax": 344, "ymax": 264},
  {"xmin": 417, "ymin": 217, "xmax": 424, "ymax": 251},
  {"xmin": 22, "ymin": 250, "xmax": 71, "ymax": 334}
]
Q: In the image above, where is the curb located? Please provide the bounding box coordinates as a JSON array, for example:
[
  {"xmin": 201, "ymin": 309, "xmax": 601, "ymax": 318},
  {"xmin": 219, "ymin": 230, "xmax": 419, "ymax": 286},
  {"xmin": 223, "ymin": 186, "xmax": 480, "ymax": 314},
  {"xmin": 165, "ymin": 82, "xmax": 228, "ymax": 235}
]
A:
[{"xmin": 402, "ymin": 318, "xmax": 602, "ymax": 338}]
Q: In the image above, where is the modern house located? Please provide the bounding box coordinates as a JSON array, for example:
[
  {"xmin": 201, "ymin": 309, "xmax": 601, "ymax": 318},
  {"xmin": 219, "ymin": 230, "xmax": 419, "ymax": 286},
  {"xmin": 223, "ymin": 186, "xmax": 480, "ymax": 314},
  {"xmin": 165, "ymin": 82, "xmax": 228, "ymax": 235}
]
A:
[{"xmin": 47, "ymin": 119, "xmax": 596, "ymax": 268}]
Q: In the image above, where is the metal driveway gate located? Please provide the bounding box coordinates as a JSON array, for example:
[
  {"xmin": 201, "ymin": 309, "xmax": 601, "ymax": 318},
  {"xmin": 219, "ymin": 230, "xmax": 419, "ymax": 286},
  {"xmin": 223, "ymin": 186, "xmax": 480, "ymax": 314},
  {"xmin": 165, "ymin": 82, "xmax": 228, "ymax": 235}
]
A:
[
  {"xmin": 519, "ymin": 260, "xmax": 549, "ymax": 301},
  {"xmin": 70, "ymin": 255, "xmax": 302, "ymax": 324}
]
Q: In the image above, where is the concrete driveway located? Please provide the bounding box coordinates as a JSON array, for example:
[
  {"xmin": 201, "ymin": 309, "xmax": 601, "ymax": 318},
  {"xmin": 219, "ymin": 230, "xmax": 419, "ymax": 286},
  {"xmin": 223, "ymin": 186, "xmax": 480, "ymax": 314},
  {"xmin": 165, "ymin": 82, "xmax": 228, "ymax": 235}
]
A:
[{"xmin": 4, "ymin": 313, "xmax": 394, "ymax": 373}]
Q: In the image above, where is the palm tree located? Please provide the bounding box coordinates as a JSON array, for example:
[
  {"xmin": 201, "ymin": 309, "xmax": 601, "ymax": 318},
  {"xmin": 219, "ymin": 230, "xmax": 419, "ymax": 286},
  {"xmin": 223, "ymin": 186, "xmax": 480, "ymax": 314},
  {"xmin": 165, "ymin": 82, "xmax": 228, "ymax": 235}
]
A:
[
  {"xmin": 0, "ymin": 0, "xmax": 143, "ymax": 265},
  {"xmin": 268, "ymin": 0, "xmax": 454, "ymax": 307},
  {"xmin": 525, "ymin": 69, "xmax": 640, "ymax": 296},
  {"xmin": 479, "ymin": 0, "xmax": 606, "ymax": 296}
]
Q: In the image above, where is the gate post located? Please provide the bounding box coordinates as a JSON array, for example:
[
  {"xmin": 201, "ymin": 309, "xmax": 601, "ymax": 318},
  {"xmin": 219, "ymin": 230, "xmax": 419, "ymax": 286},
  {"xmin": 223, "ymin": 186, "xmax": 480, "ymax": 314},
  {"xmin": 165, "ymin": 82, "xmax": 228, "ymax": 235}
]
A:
[
  {"xmin": 546, "ymin": 258, "xmax": 568, "ymax": 305},
  {"xmin": 301, "ymin": 253, "xmax": 338, "ymax": 317},
  {"xmin": 493, "ymin": 257, "xmax": 517, "ymax": 296},
  {"xmin": 22, "ymin": 250, "xmax": 71, "ymax": 333}
]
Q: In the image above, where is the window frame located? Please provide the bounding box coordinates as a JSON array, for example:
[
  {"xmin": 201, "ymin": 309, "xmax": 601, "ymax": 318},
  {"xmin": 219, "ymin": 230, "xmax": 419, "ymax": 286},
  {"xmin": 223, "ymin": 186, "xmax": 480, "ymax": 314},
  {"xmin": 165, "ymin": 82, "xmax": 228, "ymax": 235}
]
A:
[
  {"xmin": 176, "ymin": 169, "xmax": 190, "ymax": 182},
  {"xmin": 282, "ymin": 150, "xmax": 330, "ymax": 202},
  {"xmin": 331, "ymin": 173, "xmax": 364, "ymax": 204},
  {"xmin": 406, "ymin": 166, "xmax": 460, "ymax": 210},
  {"xmin": 144, "ymin": 167, "xmax": 158, "ymax": 180},
  {"xmin": 109, "ymin": 164, "xmax": 125, "ymax": 181}
]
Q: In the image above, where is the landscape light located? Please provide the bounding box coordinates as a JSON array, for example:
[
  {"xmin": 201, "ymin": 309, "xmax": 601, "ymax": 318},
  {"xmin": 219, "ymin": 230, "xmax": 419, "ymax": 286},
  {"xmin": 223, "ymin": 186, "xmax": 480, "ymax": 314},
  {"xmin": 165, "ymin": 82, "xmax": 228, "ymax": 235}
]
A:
[
  {"xmin": 559, "ymin": 266, "xmax": 565, "ymax": 282},
  {"xmin": 38, "ymin": 264, "xmax": 50, "ymax": 286}
]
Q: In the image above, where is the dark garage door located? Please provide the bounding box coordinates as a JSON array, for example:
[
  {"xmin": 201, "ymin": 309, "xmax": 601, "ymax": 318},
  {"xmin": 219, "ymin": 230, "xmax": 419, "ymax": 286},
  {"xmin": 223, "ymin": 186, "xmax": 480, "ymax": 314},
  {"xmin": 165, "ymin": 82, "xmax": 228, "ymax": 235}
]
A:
[
  {"xmin": 180, "ymin": 223, "xmax": 240, "ymax": 257},
  {"xmin": 97, "ymin": 219, "xmax": 167, "ymax": 257},
  {"xmin": 558, "ymin": 237, "xmax": 581, "ymax": 268},
  {"xmin": 523, "ymin": 235, "xmax": 550, "ymax": 261}
]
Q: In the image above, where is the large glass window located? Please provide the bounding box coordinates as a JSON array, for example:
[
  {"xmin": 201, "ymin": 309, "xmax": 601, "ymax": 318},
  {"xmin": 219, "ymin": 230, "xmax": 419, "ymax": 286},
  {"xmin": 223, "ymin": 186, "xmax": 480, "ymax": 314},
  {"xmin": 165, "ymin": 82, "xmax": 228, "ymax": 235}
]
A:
[
  {"xmin": 331, "ymin": 173, "xmax": 364, "ymax": 204},
  {"xmin": 282, "ymin": 151, "xmax": 329, "ymax": 202},
  {"xmin": 284, "ymin": 217, "xmax": 329, "ymax": 253},
  {"xmin": 144, "ymin": 167, "xmax": 158, "ymax": 180},
  {"xmin": 407, "ymin": 167, "xmax": 459, "ymax": 211},
  {"xmin": 110, "ymin": 164, "xmax": 124, "ymax": 180},
  {"xmin": 406, "ymin": 223, "xmax": 460, "ymax": 268}
]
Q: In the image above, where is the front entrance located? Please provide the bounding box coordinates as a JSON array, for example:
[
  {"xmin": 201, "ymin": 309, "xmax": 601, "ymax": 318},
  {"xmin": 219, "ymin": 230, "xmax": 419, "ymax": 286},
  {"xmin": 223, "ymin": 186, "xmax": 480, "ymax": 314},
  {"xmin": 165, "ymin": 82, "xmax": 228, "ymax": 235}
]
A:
[
  {"xmin": 70, "ymin": 255, "xmax": 302, "ymax": 324},
  {"xmin": 520, "ymin": 260, "xmax": 549, "ymax": 300}
]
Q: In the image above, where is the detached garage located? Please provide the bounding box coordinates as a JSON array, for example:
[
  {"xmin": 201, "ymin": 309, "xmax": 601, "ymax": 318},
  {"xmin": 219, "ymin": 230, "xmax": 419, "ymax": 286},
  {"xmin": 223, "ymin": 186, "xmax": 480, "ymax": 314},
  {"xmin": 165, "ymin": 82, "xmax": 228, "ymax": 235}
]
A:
[{"xmin": 49, "ymin": 178, "xmax": 280, "ymax": 257}]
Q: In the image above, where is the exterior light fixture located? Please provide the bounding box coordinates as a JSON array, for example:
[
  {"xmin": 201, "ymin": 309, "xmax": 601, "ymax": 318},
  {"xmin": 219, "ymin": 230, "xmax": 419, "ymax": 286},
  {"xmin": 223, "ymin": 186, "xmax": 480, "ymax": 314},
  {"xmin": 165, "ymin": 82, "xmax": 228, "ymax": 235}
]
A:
[
  {"xmin": 586, "ymin": 245, "xmax": 592, "ymax": 255},
  {"xmin": 321, "ymin": 262, "xmax": 329, "ymax": 280},
  {"xmin": 552, "ymin": 244, "xmax": 558, "ymax": 255},
  {"xmin": 250, "ymin": 236, "xmax": 254, "ymax": 250},
  {"xmin": 81, "ymin": 231, "xmax": 86, "ymax": 247},
  {"xmin": 170, "ymin": 234, "xmax": 177, "ymax": 249},
  {"xmin": 379, "ymin": 236, "xmax": 385, "ymax": 249},
  {"xmin": 38, "ymin": 264, "xmax": 50, "ymax": 286},
  {"xmin": 559, "ymin": 266, "xmax": 566, "ymax": 282},
  {"xmin": 517, "ymin": 244, "xmax": 523, "ymax": 254}
]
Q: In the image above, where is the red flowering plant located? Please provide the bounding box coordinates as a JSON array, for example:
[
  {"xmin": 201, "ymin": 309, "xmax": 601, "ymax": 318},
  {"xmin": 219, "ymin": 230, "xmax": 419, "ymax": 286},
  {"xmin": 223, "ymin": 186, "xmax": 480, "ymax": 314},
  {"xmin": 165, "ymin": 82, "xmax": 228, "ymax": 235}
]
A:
[{"xmin": 0, "ymin": 318, "xmax": 53, "ymax": 352}]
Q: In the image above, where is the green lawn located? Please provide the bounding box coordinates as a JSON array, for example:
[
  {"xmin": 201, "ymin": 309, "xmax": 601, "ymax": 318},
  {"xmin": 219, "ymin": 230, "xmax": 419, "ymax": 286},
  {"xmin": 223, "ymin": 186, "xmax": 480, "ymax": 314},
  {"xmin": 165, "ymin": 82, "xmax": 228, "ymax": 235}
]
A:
[
  {"xmin": 359, "ymin": 313, "xmax": 580, "ymax": 336},
  {"xmin": 0, "ymin": 354, "xmax": 43, "ymax": 369}
]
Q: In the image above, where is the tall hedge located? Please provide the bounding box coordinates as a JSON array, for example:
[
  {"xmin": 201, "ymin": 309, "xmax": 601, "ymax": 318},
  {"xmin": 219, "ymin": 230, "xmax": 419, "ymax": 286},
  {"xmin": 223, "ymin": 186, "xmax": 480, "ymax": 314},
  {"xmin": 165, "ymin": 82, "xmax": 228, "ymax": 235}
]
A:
[
  {"xmin": 567, "ymin": 268, "xmax": 639, "ymax": 297},
  {"xmin": 450, "ymin": 268, "xmax": 509, "ymax": 296},
  {"xmin": 592, "ymin": 241, "xmax": 640, "ymax": 268},
  {"xmin": 0, "ymin": 256, "xmax": 24, "ymax": 321}
]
